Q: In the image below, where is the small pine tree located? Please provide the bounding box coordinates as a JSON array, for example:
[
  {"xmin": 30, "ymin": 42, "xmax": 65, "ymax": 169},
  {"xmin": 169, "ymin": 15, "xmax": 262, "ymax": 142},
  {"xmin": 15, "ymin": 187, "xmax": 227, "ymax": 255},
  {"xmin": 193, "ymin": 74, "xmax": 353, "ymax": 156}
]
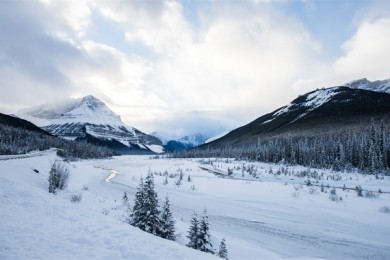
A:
[
  {"xmin": 175, "ymin": 170, "xmax": 183, "ymax": 186},
  {"xmin": 186, "ymin": 213, "xmax": 199, "ymax": 249},
  {"xmin": 130, "ymin": 177, "xmax": 146, "ymax": 230},
  {"xmin": 187, "ymin": 175, "xmax": 192, "ymax": 182},
  {"xmin": 122, "ymin": 192, "xmax": 129, "ymax": 205},
  {"xmin": 163, "ymin": 176, "xmax": 168, "ymax": 185},
  {"xmin": 217, "ymin": 238, "xmax": 228, "ymax": 259},
  {"xmin": 159, "ymin": 196, "xmax": 175, "ymax": 240},
  {"xmin": 143, "ymin": 173, "xmax": 161, "ymax": 235},
  {"xmin": 356, "ymin": 185, "xmax": 363, "ymax": 197},
  {"xmin": 198, "ymin": 208, "xmax": 214, "ymax": 253}
]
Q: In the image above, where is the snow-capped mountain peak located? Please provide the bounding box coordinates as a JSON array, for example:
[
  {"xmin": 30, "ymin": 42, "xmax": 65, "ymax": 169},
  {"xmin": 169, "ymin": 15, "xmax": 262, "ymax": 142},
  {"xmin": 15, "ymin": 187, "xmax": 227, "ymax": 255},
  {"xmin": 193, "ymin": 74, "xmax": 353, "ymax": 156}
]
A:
[
  {"xmin": 41, "ymin": 95, "xmax": 122, "ymax": 126},
  {"xmin": 345, "ymin": 78, "xmax": 390, "ymax": 94},
  {"xmin": 21, "ymin": 95, "xmax": 123, "ymax": 126},
  {"xmin": 178, "ymin": 133, "xmax": 209, "ymax": 146},
  {"xmin": 20, "ymin": 96, "xmax": 163, "ymax": 154}
]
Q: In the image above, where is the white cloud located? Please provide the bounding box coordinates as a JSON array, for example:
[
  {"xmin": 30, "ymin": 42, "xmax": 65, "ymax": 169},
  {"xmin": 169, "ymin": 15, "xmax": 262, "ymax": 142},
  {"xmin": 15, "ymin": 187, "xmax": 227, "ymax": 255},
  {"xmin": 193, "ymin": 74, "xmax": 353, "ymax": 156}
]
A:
[
  {"xmin": 293, "ymin": 16, "xmax": 390, "ymax": 92},
  {"xmin": 1, "ymin": 0, "xmax": 389, "ymax": 137},
  {"xmin": 151, "ymin": 3, "xmax": 321, "ymax": 117},
  {"xmin": 39, "ymin": 0, "xmax": 92, "ymax": 37},
  {"xmin": 97, "ymin": 1, "xmax": 194, "ymax": 54}
]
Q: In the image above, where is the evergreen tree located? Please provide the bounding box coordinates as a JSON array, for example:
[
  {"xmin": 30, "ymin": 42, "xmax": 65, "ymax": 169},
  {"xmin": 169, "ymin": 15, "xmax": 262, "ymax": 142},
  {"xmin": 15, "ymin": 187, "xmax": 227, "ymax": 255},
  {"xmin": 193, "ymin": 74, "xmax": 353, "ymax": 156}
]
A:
[
  {"xmin": 143, "ymin": 173, "xmax": 161, "ymax": 235},
  {"xmin": 217, "ymin": 238, "xmax": 228, "ymax": 259},
  {"xmin": 198, "ymin": 208, "xmax": 214, "ymax": 253},
  {"xmin": 186, "ymin": 213, "xmax": 199, "ymax": 249},
  {"xmin": 130, "ymin": 177, "xmax": 146, "ymax": 230},
  {"xmin": 159, "ymin": 196, "xmax": 175, "ymax": 240}
]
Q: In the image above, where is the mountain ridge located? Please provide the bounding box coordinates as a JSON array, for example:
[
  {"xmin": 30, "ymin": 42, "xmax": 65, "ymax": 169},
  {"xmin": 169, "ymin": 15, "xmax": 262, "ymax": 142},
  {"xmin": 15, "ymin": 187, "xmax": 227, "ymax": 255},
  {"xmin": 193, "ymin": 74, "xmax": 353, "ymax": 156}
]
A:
[
  {"xmin": 202, "ymin": 82, "xmax": 390, "ymax": 148},
  {"xmin": 19, "ymin": 95, "xmax": 163, "ymax": 154}
]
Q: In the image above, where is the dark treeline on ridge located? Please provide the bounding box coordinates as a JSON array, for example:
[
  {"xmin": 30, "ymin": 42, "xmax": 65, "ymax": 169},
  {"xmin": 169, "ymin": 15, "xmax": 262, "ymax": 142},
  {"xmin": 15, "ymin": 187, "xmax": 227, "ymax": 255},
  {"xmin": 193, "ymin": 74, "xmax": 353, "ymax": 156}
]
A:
[
  {"xmin": 0, "ymin": 123, "xmax": 116, "ymax": 159},
  {"xmin": 172, "ymin": 120, "xmax": 390, "ymax": 174}
]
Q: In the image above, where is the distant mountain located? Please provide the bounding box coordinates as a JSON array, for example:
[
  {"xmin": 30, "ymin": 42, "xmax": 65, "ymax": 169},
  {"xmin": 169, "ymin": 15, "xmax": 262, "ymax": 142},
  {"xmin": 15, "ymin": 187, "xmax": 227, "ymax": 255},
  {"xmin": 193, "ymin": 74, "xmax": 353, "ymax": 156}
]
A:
[
  {"xmin": 345, "ymin": 78, "xmax": 390, "ymax": 94},
  {"xmin": 149, "ymin": 131, "xmax": 170, "ymax": 145},
  {"xmin": 20, "ymin": 95, "xmax": 163, "ymax": 154},
  {"xmin": 203, "ymin": 82, "xmax": 390, "ymax": 148},
  {"xmin": 164, "ymin": 133, "xmax": 209, "ymax": 152},
  {"xmin": 0, "ymin": 113, "xmax": 50, "ymax": 135}
]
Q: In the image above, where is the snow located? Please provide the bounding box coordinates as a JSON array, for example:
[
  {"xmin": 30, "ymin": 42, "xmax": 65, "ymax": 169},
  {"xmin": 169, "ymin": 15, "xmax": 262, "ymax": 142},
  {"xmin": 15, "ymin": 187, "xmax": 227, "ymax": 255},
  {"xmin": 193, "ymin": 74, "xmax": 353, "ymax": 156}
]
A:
[
  {"xmin": 345, "ymin": 78, "xmax": 390, "ymax": 94},
  {"xmin": 145, "ymin": 144, "xmax": 165, "ymax": 154},
  {"xmin": 272, "ymin": 105, "xmax": 291, "ymax": 117},
  {"xmin": 177, "ymin": 133, "xmax": 208, "ymax": 146},
  {"xmin": 303, "ymin": 88, "xmax": 337, "ymax": 109},
  {"xmin": 19, "ymin": 96, "xmax": 164, "ymax": 152},
  {"xmin": 1, "ymin": 153, "xmax": 390, "ymax": 259},
  {"xmin": 0, "ymin": 153, "xmax": 216, "ymax": 260},
  {"xmin": 264, "ymin": 88, "xmax": 339, "ymax": 125},
  {"xmin": 20, "ymin": 95, "xmax": 124, "ymax": 127}
]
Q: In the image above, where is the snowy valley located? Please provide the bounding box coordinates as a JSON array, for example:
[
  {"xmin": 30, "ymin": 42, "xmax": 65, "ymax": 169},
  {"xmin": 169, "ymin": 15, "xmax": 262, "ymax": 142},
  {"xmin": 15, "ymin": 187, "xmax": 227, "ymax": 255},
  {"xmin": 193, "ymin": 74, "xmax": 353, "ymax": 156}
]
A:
[
  {"xmin": 1, "ymin": 152, "xmax": 390, "ymax": 259},
  {"xmin": 1, "ymin": 79, "xmax": 390, "ymax": 259}
]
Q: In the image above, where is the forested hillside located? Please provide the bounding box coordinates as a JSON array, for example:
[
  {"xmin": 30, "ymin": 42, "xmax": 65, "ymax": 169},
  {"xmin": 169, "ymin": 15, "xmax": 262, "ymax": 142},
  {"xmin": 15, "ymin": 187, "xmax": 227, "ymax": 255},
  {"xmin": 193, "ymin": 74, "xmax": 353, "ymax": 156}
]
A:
[
  {"xmin": 0, "ymin": 119, "xmax": 116, "ymax": 159},
  {"xmin": 175, "ymin": 120, "xmax": 389, "ymax": 174}
]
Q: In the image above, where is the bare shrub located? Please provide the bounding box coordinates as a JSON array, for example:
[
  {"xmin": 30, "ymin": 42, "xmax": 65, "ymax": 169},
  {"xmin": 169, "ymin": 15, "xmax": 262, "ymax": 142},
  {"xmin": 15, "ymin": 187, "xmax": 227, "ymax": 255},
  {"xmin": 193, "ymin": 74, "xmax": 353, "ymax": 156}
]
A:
[
  {"xmin": 70, "ymin": 193, "xmax": 82, "ymax": 203},
  {"xmin": 364, "ymin": 191, "xmax": 379, "ymax": 198},
  {"xmin": 379, "ymin": 206, "xmax": 390, "ymax": 213},
  {"xmin": 48, "ymin": 160, "xmax": 70, "ymax": 194},
  {"xmin": 329, "ymin": 194, "xmax": 340, "ymax": 202},
  {"xmin": 292, "ymin": 191, "xmax": 300, "ymax": 198},
  {"xmin": 355, "ymin": 185, "xmax": 363, "ymax": 197},
  {"xmin": 309, "ymin": 187, "xmax": 317, "ymax": 194}
]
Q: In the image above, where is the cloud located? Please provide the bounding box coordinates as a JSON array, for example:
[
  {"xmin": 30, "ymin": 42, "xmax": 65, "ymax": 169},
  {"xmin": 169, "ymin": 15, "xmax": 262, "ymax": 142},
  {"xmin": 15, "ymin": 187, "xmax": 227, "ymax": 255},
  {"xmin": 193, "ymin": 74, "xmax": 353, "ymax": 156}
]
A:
[
  {"xmin": 1, "ymin": 0, "xmax": 388, "ymax": 138},
  {"xmin": 85, "ymin": 1, "xmax": 324, "ymax": 135},
  {"xmin": 293, "ymin": 15, "xmax": 390, "ymax": 92},
  {"xmin": 0, "ymin": 1, "xmax": 85, "ymax": 110},
  {"xmin": 97, "ymin": 0, "xmax": 194, "ymax": 54}
]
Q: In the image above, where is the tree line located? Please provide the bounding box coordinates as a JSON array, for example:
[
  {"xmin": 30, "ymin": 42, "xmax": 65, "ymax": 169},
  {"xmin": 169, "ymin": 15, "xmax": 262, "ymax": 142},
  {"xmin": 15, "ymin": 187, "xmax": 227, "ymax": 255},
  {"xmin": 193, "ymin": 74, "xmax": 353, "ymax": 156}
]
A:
[
  {"xmin": 172, "ymin": 120, "xmax": 389, "ymax": 174},
  {"xmin": 0, "ymin": 123, "xmax": 116, "ymax": 159}
]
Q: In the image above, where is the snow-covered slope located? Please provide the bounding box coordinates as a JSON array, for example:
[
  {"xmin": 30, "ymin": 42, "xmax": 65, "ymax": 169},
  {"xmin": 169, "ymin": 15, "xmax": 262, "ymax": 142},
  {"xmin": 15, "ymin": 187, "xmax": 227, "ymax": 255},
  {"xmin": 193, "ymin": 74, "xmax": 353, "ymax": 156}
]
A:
[
  {"xmin": 0, "ymin": 152, "xmax": 217, "ymax": 259},
  {"xmin": 205, "ymin": 80, "xmax": 390, "ymax": 147},
  {"xmin": 2, "ymin": 152, "xmax": 389, "ymax": 259},
  {"xmin": 345, "ymin": 78, "xmax": 390, "ymax": 94},
  {"xmin": 259, "ymin": 78, "xmax": 390, "ymax": 126},
  {"xmin": 263, "ymin": 87, "xmax": 341, "ymax": 126},
  {"xmin": 20, "ymin": 96, "xmax": 163, "ymax": 154}
]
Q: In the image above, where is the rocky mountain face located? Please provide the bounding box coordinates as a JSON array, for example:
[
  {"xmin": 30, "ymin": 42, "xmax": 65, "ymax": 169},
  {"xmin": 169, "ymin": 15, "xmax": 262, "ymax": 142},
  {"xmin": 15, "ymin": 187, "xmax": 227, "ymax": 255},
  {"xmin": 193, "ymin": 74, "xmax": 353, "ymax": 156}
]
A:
[
  {"xmin": 203, "ymin": 81, "xmax": 390, "ymax": 149},
  {"xmin": 20, "ymin": 95, "xmax": 163, "ymax": 154}
]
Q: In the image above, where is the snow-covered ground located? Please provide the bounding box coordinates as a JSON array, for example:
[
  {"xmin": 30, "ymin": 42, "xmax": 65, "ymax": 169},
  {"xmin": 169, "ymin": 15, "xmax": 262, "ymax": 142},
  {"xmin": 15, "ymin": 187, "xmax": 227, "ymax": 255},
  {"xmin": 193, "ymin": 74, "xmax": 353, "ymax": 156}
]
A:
[{"xmin": 1, "ymin": 152, "xmax": 390, "ymax": 259}]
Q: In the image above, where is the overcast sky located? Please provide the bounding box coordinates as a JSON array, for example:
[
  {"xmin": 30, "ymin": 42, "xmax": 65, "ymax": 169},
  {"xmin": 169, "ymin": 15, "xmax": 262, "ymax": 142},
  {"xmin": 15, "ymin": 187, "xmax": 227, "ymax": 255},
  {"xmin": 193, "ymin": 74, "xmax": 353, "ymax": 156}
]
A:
[{"xmin": 0, "ymin": 0, "xmax": 389, "ymax": 138}]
